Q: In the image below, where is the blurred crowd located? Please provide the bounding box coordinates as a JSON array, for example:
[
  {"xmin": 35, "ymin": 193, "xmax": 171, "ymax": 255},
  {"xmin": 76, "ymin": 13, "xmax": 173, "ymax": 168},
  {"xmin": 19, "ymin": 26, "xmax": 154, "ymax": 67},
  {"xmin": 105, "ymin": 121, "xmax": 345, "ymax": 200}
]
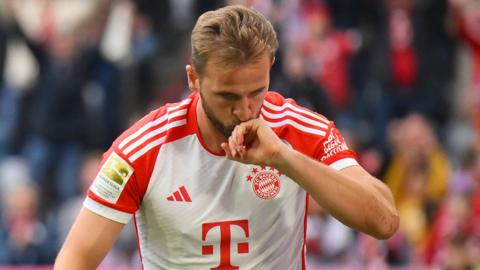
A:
[{"xmin": 0, "ymin": 0, "xmax": 479, "ymax": 269}]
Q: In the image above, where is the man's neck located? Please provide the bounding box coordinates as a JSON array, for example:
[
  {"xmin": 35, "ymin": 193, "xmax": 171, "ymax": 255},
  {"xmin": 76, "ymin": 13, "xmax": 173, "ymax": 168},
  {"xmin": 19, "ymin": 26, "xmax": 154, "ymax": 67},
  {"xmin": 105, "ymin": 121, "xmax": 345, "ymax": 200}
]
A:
[{"xmin": 196, "ymin": 99, "xmax": 227, "ymax": 154}]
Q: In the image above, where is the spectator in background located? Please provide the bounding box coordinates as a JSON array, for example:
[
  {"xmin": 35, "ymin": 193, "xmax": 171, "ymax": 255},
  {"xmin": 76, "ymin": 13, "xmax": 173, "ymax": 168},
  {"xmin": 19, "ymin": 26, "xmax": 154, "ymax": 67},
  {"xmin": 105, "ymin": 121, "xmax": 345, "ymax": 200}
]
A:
[
  {"xmin": 0, "ymin": 182, "xmax": 56, "ymax": 264},
  {"xmin": 0, "ymin": 20, "xmax": 5, "ymax": 88},
  {"xmin": 119, "ymin": 11, "xmax": 160, "ymax": 123},
  {"xmin": 134, "ymin": 0, "xmax": 172, "ymax": 38},
  {"xmin": 425, "ymin": 195, "xmax": 476, "ymax": 267},
  {"xmin": 466, "ymin": 148, "xmax": 480, "ymax": 267},
  {"xmin": 441, "ymin": 235, "xmax": 478, "ymax": 270},
  {"xmin": 449, "ymin": 0, "xmax": 480, "ymax": 150},
  {"xmin": 273, "ymin": 49, "xmax": 334, "ymax": 119},
  {"xmin": 384, "ymin": 114, "xmax": 450, "ymax": 260},
  {"xmin": 0, "ymin": 22, "xmax": 8, "ymax": 159},
  {"xmin": 295, "ymin": 0, "xmax": 361, "ymax": 126},
  {"xmin": 19, "ymin": 29, "xmax": 89, "ymax": 206},
  {"xmin": 354, "ymin": 233, "xmax": 389, "ymax": 269},
  {"xmin": 363, "ymin": 0, "xmax": 454, "ymax": 150},
  {"xmin": 425, "ymin": 142, "xmax": 480, "ymax": 266},
  {"xmin": 1, "ymin": 0, "xmax": 112, "ymax": 207},
  {"xmin": 0, "ymin": 157, "xmax": 32, "ymax": 210},
  {"xmin": 449, "ymin": 147, "xmax": 478, "ymax": 195},
  {"xmin": 0, "ymin": 0, "xmax": 41, "ymax": 160}
]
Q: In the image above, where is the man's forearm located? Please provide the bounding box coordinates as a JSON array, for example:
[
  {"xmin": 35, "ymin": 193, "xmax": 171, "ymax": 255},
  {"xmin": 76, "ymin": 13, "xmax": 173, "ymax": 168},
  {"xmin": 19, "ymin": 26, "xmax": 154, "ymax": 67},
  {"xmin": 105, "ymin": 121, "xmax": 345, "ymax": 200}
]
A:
[
  {"xmin": 55, "ymin": 208, "xmax": 125, "ymax": 270},
  {"xmin": 272, "ymin": 146, "xmax": 399, "ymax": 239},
  {"xmin": 54, "ymin": 248, "xmax": 96, "ymax": 270}
]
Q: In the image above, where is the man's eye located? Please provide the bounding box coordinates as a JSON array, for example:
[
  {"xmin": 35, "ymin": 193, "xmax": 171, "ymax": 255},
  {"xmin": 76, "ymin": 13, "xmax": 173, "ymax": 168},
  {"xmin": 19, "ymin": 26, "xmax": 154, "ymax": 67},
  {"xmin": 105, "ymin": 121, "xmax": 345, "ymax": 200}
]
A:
[
  {"xmin": 220, "ymin": 94, "xmax": 239, "ymax": 100},
  {"xmin": 251, "ymin": 89, "xmax": 264, "ymax": 97}
]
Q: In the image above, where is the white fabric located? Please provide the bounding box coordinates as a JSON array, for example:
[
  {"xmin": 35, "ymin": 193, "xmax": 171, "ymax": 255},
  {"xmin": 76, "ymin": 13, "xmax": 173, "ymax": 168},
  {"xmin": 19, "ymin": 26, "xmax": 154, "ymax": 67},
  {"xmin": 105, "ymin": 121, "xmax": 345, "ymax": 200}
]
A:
[
  {"xmin": 83, "ymin": 197, "xmax": 132, "ymax": 224},
  {"xmin": 329, "ymin": 158, "xmax": 359, "ymax": 171},
  {"xmin": 138, "ymin": 135, "xmax": 306, "ymax": 269}
]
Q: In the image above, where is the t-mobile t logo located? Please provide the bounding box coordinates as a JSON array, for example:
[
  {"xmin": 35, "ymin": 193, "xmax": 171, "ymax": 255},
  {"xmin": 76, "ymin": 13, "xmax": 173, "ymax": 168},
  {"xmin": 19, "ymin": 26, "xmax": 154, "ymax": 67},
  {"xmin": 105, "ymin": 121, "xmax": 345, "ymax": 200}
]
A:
[{"xmin": 202, "ymin": 220, "xmax": 249, "ymax": 270}]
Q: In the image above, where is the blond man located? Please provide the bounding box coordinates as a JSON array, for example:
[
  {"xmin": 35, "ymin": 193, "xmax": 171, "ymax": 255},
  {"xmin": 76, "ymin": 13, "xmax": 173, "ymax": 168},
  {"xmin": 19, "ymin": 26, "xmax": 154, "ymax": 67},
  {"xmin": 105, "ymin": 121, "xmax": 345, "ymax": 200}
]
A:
[{"xmin": 56, "ymin": 5, "xmax": 398, "ymax": 270}]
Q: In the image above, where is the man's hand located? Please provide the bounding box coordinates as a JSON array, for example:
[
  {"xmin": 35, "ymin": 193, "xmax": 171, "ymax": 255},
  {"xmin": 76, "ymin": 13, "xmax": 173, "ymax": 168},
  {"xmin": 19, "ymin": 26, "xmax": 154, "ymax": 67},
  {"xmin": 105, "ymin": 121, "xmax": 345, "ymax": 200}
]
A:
[{"xmin": 220, "ymin": 119, "xmax": 286, "ymax": 166}]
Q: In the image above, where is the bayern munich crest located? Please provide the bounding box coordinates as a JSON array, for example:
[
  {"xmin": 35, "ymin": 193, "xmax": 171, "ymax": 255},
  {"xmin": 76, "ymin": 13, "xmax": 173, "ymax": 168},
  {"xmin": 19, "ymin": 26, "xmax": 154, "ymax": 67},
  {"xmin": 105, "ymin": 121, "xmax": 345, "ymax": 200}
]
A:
[{"xmin": 246, "ymin": 165, "xmax": 282, "ymax": 200}]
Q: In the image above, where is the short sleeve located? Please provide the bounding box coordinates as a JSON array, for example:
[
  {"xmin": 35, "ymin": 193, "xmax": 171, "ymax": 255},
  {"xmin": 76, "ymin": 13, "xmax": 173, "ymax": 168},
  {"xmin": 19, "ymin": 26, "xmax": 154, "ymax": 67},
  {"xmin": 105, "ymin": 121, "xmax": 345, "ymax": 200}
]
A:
[
  {"xmin": 84, "ymin": 148, "xmax": 141, "ymax": 224},
  {"xmin": 314, "ymin": 122, "xmax": 358, "ymax": 171},
  {"xmin": 82, "ymin": 98, "xmax": 193, "ymax": 224}
]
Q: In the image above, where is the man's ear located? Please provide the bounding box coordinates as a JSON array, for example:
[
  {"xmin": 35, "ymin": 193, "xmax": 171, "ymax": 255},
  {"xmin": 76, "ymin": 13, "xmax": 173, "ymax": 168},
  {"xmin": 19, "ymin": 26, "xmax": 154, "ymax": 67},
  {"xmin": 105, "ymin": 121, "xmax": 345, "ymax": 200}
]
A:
[{"xmin": 186, "ymin": 65, "xmax": 200, "ymax": 92}]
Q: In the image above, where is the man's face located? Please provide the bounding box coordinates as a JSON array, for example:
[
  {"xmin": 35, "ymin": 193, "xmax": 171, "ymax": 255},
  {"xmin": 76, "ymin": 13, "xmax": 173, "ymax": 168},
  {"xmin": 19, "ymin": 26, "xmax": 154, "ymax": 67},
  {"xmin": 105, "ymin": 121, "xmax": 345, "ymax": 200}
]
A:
[{"xmin": 189, "ymin": 54, "xmax": 272, "ymax": 138}]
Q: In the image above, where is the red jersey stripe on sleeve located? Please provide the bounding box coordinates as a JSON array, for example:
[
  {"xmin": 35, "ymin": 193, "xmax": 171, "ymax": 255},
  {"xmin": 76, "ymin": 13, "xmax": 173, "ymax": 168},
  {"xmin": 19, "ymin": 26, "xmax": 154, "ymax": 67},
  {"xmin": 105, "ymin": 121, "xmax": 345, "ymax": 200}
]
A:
[
  {"xmin": 122, "ymin": 113, "xmax": 187, "ymax": 155},
  {"xmin": 125, "ymin": 119, "xmax": 187, "ymax": 162},
  {"xmin": 118, "ymin": 98, "xmax": 191, "ymax": 151},
  {"xmin": 262, "ymin": 98, "xmax": 330, "ymax": 125},
  {"xmin": 262, "ymin": 118, "xmax": 328, "ymax": 137},
  {"xmin": 261, "ymin": 93, "xmax": 330, "ymax": 137},
  {"xmin": 261, "ymin": 107, "xmax": 329, "ymax": 129}
]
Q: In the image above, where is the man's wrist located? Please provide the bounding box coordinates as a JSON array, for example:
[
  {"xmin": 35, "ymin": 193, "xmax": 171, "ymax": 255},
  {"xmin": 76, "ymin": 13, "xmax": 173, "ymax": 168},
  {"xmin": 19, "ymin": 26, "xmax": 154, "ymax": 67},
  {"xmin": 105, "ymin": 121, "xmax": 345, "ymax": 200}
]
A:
[{"xmin": 269, "ymin": 143, "xmax": 294, "ymax": 170}]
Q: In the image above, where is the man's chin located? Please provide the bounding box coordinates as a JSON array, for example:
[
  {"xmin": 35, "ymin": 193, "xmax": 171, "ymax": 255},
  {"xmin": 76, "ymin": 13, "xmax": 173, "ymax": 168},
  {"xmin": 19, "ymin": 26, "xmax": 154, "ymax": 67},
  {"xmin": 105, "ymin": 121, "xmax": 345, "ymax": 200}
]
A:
[
  {"xmin": 220, "ymin": 126, "xmax": 236, "ymax": 139},
  {"xmin": 211, "ymin": 122, "xmax": 235, "ymax": 139}
]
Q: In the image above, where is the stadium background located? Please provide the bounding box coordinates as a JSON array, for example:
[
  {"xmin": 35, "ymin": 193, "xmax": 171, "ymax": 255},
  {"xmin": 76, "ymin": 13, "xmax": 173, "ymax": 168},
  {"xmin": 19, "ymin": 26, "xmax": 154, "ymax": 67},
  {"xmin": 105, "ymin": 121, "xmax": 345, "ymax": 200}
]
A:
[{"xmin": 0, "ymin": 0, "xmax": 479, "ymax": 269}]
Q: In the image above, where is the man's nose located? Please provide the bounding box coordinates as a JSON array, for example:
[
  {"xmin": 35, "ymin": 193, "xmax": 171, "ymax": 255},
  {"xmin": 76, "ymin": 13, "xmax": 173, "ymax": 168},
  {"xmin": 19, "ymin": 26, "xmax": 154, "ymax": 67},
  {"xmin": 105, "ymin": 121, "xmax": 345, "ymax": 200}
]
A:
[{"xmin": 233, "ymin": 97, "xmax": 254, "ymax": 122}]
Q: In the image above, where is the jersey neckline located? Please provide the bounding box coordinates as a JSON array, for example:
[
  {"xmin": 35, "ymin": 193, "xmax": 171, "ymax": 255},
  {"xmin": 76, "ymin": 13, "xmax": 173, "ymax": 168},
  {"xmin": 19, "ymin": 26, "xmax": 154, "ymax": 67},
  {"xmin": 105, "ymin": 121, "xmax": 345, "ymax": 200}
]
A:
[{"xmin": 188, "ymin": 92, "xmax": 227, "ymax": 157}]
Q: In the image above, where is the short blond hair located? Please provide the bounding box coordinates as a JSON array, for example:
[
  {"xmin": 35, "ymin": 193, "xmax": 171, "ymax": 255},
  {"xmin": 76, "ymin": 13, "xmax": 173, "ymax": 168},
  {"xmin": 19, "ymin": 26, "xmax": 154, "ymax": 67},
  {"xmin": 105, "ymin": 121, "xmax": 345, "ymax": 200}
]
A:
[{"xmin": 191, "ymin": 5, "xmax": 279, "ymax": 77}]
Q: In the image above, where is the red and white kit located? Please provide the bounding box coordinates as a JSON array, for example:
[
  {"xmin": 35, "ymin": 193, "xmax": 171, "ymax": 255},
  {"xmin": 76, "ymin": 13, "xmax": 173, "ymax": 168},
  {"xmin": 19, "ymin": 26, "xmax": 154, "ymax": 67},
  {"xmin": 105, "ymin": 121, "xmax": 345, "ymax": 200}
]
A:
[{"xmin": 84, "ymin": 91, "xmax": 358, "ymax": 270}]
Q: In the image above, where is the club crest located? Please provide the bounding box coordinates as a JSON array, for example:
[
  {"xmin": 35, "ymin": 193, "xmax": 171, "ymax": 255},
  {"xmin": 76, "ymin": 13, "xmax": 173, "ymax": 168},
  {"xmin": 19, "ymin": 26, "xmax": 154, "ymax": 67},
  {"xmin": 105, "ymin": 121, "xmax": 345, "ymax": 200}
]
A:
[{"xmin": 246, "ymin": 165, "xmax": 282, "ymax": 200}]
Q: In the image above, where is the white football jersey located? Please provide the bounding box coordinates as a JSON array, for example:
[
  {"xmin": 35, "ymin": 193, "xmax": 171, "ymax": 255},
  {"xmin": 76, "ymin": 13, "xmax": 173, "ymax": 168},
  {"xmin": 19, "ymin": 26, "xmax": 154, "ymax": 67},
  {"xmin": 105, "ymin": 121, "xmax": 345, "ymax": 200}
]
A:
[{"xmin": 84, "ymin": 91, "xmax": 358, "ymax": 270}]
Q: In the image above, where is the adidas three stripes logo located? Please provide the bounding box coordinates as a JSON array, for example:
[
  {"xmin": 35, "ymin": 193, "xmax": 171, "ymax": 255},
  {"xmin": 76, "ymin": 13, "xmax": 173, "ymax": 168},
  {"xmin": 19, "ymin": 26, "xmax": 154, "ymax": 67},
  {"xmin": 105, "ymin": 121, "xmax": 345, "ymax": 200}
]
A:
[{"xmin": 167, "ymin": 185, "xmax": 192, "ymax": 202}]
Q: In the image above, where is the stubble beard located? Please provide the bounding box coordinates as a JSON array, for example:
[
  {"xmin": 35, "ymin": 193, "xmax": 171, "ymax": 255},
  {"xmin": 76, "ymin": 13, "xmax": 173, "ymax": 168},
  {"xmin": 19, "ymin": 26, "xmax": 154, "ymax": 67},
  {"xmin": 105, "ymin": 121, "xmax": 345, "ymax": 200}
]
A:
[
  {"xmin": 200, "ymin": 93, "xmax": 238, "ymax": 139},
  {"xmin": 199, "ymin": 91, "xmax": 261, "ymax": 139}
]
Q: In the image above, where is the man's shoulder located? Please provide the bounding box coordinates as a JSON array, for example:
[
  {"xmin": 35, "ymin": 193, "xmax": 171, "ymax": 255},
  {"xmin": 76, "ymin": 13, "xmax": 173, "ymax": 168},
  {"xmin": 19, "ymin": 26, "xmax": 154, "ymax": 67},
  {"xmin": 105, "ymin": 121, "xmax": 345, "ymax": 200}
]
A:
[
  {"xmin": 111, "ymin": 95, "xmax": 196, "ymax": 163},
  {"xmin": 262, "ymin": 91, "xmax": 332, "ymax": 138},
  {"xmin": 263, "ymin": 91, "xmax": 357, "ymax": 163}
]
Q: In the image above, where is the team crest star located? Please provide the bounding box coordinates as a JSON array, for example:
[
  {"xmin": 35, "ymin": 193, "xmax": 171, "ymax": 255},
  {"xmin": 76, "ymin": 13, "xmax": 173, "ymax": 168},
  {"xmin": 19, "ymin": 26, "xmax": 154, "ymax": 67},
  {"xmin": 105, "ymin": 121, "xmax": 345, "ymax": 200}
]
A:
[
  {"xmin": 277, "ymin": 171, "xmax": 282, "ymax": 176},
  {"xmin": 260, "ymin": 165, "xmax": 267, "ymax": 170},
  {"xmin": 269, "ymin": 166, "xmax": 275, "ymax": 171},
  {"xmin": 252, "ymin": 168, "xmax": 258, "ymax": 174},
  {"xmin": 246, "ymin": 175, "xmax": 253, "ymax": 182}
]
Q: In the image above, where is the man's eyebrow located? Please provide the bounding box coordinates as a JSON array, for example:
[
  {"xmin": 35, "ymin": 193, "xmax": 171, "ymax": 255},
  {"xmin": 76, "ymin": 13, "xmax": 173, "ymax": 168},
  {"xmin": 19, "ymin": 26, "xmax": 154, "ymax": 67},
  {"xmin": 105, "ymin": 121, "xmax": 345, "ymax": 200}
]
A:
[
  {"xmin": 249, "ymin": 86, "xmax": 267, "ymax": 94},
  {"xmin": 214, "ymin": 90, "xmax": 240, "ymax": 96},
  {"xmin": 214, "ymin": 86, "xmax": 266, "ymax": 96}
]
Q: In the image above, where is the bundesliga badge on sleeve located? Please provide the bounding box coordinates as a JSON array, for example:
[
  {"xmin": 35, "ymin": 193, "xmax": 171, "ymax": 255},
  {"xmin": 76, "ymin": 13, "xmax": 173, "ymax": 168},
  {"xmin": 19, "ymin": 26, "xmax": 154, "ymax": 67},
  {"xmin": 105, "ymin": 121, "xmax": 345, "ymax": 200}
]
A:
[{"xmin": 90, "ymin": 152, "xmax": 134, "ymax": 203}]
